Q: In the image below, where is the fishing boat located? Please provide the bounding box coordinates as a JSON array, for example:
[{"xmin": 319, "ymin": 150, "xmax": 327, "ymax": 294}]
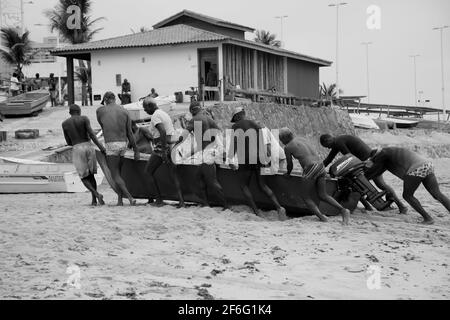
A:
[
  {"xmin": 0, "ymin": 90, "xmax": 49, "ymax": 117},
  {"xmin": 95, "ymin": 150, "xmax": 362, "ymax": 216},
  {"xmin": 349, "ymin": 113, "xmax": 380, "ymax": 130},
  {"xmin": 0, "ymin": 157, "xmax": 104, "ymax": 194},
  {"xmin": 385, "ymin": 117, "xmax": 419, "ymax": 129}
]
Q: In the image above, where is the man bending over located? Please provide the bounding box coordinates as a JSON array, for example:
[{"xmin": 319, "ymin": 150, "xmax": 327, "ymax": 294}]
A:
[
  {"xmin": 366, "ymin": 147, "xmax": 450, "ymax": 225},
  {"xmin": 281, "ymin": 128, "xmax": 350, "ymax": 225},
  {"xmin": 320, "ymin": 134, "xmax": 407, "ymax": 214}
]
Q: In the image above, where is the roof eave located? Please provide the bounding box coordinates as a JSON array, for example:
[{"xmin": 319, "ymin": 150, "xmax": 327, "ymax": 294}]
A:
[{"xmin": 224, "ymin": 39, "xmax": 332, "ymax": 67}]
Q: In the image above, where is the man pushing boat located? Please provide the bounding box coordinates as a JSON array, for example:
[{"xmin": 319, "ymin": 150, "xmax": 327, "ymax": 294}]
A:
[
  {"xmin": 62, "ymin": 104, "xmax": 106, "ymax": 206},
  {"xmin": 320, "ymin": 134, "xmax": 407, "ymax": 214},
  {"xmin": 177, "ymin": 102, "xmax": 229, "ymax": 210},
  {"xmin": 227, "ymin": 107, "xmax": 287, "ymax": 220},
  {"xmin": 280, "ymin": 128, "xmax": 350, "ymax": 225},
  {"xmin": 366, "ymin": 147, "xmax": 450, "ymax": 224},
  {"xmin": 96, "ymin": 92, "xmax": 139, "ymax": 206},
  {"xmin": 143, "ymin": 97, "xmax": 185, "ymax": 208}
]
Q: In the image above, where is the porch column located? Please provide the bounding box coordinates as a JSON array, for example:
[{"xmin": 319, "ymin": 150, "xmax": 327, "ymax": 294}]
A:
[
  {"xmin": 253, "ymin": 50, "xmax": 258, "ymax": 90},
  {"xmin": 66, "ymin": 57, "xmax": 75, "ymax": 105},
  {"xmin": 218, "ymin": 44, "xmax": 224, "ymax": 102},
  {"xmin": 283, "ymin": 57, "xmax": 288, "ymax": 94}
]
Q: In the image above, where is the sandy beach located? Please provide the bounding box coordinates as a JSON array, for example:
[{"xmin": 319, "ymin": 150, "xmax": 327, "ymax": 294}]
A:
[{"xmin": 1, "ymin": 106, "xmax": 450, "ymax": 300}]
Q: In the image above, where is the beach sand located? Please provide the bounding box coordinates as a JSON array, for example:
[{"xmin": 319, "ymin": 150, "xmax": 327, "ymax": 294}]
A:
[{"xmin": 1, "ymin": 160, "xmax": 449, "ymax": 300}]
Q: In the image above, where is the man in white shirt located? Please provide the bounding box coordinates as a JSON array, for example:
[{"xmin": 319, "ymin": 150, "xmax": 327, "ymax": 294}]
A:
[
  {"xmin": 143, "ymin": 97, "xmax": 185, "ymax": 208},
  {"xmin": 9, "ymin": 73, "xmax": 20, "ymax": 97}
]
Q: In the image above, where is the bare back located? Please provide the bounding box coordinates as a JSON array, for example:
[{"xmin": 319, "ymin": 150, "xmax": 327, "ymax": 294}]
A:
[
  {"xmin": 62, "ymin": 116, "xmax": 91, "ymax": 146},
  {"xmin": 96, "ymin": 104, "xmax": 131, "ymax": 143},
  {"xmin": 285, "ymin": 137, "xmax": 320, "ymax": 169}
]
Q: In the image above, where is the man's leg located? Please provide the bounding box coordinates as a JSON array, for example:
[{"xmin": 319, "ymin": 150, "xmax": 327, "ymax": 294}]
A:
[
  {"xmin": 316, "ymin": 176, "xmax": 350, "ymax": 225},
  {"xmin": 196, "ymin": 165, "xmax": 209, "ymax": 207},
  {"xmin": 105, "ymin": 155, "xmax": 136, "ymax": 206},
  {"xmin": 422, "ymin": 173, "xmax": 450, "ymax": 212},
  {"xmin": 373, "ymin": 175, "xmax": 408, "ymax": 214},
  {"xmin": 167, "ymin": 161, "xmax": 185, "ymax": 208},
  {"xmin": 80, "ymin": 174, "xmax": 103, "ymax": 206},
  {"xmin": 238, "ymin": 168, "xmax": 261, "ymax": 216},
  {"xmin": 88, "ymin": 173, "xmax": 104, "ymax": 205},
  {"xmin": 402, "ymin": 176, "xmax": 434, "ymax": 224},
  {"xmin": 145, "ymin": 154, "xmax": 164, "ymax": 206},
  {"xmin": 255, "ymin": 169, "xmax": 287, "ymax": 220},
  {"xmin": 203, "ymin": 164, "xmax": 229, "ymax": 210}
]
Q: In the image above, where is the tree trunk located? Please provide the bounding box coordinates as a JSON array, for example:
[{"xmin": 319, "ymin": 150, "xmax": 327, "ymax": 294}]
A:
[{"xmin": 78, "ymin": 59, "xmax": 87, "ymax": 105}]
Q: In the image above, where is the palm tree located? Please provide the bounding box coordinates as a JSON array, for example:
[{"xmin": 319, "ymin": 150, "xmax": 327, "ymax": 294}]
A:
[
  {"xmin": 0, "ymin": 27, "xmax": 34, "ymax": 82},
  {"xmin": 319, "ymin": 83, "xmax": 344, "ymax": 106},
  {"xmin": 254, "ymin": 30, "xmax": 281, "ymax": 47},
  {"xmin": 44, "ymin": 0, "xmax": 105, "ymax": 103}
]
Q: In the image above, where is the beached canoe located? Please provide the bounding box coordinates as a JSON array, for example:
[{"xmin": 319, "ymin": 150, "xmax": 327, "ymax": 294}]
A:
[
  {"xmin": 0, "ymin": 90, "xmax": 49, "ymax": 116},
  {"xmin": 95, "ymin": 151, "xmax": 360, "ymax": 216},
  {"xmin": 0, "ymin": 157, "xmax": 103, "ymax": 194}
]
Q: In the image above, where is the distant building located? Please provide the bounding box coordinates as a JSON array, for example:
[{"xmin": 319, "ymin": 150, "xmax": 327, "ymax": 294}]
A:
[
  {"xmin": 52, "ymin": 9, "xmax": 332, "ymax": 104},
  {"xmin": 23, "ymin": 37, "xmax": 66, "ymax": 79}
]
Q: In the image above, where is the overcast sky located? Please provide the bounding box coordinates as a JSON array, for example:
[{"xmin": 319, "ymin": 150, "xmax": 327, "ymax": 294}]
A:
[{"xmin": 10, "ymin": 0, "xmax": 450, "ymax": 107}]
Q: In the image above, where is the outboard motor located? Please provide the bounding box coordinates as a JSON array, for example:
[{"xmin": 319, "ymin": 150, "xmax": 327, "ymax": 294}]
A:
[{"xmin": 330, "ymin": 154, "xmax": 393, "ymax": 211}]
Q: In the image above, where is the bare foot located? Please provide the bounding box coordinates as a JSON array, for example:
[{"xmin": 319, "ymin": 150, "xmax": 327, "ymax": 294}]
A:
[
  {"xmin": 421, "ymin": 219, "xmax": 435, "ymax": 225},
  {"xmin": 177, "ymin": 202, "xmax": 186, "ymax": 209},
  {"xmin": 341, "ymin": 209, "xmax": 350, "ymax": 225},
  {"xmin": 399, "ymin": 206, "xmax": 409, "ymax": 215},
  {"xmin": 117, "ymin": 200, "xmax": 124, "ymax": 206},
  {"xmin": 151, "ymin": 200, "xmax": 166, "ymax": 208},
  {"xmin": 97, "ymin": 194, "xmax": 105, "ymax": 206},
  {"xmin": 317, "ymin": 214, "xmax": 328, "ymax": 223},
  {"xmin": 278, "ymin": 207, "xmax": 289, "ymax": 222},
  {"xmin": 90, "ymin": 202, "xmax": 97, "ymax": 207},
  {"xmin": 129, "ymin": 199, "xmax": 137, "ymax": 206}
]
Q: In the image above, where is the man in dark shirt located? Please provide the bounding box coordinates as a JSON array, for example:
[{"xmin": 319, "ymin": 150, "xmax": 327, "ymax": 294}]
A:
[
  {"xmin": 227, "ymin": 107, "xmax": 287, "ymax": 220},
  {"xmin": 48, "ymin": 73, "xmax": 57, "ymax": 107},
  {"xmin": 366, "ymin": 147, "xmax": 450, "ymax": 224},
  {"xmin": 177, "ymin": 102, "xmax": 229, "ymax": 209},
  {"xmin": 320, "ymin": 134, "xmax": 407, "ymax": 214},
  {"xmin": 62, "ymin": 104, "xmax": 106, "ymax": 206}
]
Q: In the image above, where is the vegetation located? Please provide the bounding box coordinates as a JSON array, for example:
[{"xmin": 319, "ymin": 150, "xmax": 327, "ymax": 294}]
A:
[
  {"xmin": 254, "ymin": 30, "xmax": 281, "ymax": 47},
  {"xmin": 0, "ymin": 28, "xmax": 34, "ymax": 80}
]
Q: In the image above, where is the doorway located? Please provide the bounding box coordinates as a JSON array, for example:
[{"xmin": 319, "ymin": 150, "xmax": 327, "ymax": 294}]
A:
[{"xmin": 198, "ymin": 48, "xmax": 219, "ymax": 101}]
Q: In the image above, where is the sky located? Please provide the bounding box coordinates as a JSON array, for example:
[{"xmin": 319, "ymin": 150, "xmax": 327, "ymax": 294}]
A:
[{"xmin": 3, "ymin": 0, "xmax": 450, "ymax": 107}]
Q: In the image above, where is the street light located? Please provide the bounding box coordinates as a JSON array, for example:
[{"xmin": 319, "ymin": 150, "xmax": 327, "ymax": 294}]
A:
[
  {"xmin": 274, "ymin": 15, "xmax": 288, "ymax": 48},
  {"xmin": 432, "ymin": 25, "xmax": 449, "ymax": 120},
  {"xmin": 34, "ymin": 23, "xmax": 63, "ymax": 102},
  {"xmin": 361, "ymin": 42, "xmax": 372, "ymax": 104},
  {"xmin": 409, "ymin": 54, "xmax": 420, "ymax": 107},
  {"xmin": 328, "ymin": 2, "xmax": 348, "ymax": 99},
  {"xmin": 20, "ymin": 0, "xmax": 34, "ymax": 34}
]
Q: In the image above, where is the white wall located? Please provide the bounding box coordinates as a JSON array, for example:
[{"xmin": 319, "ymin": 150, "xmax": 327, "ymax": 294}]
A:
[{"xmin": 91, "ymin": 42, "xmax": 223, "ymax": 102}]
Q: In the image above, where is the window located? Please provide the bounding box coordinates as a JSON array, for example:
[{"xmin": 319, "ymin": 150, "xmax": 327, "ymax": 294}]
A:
[{"xmin": 116, "ymin": 74, "xmax": 122, "ymax": 87}]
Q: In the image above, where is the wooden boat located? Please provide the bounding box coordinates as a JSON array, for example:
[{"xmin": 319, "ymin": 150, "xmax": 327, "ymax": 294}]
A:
[
  {"xmin": 386, "ymin": 117, "xmax": 419, "ymax": 129},
  {"xmin": 0, "ymin": 90, "xmax": 49, "ymax": 116},
  {"xmin": 349, "ymin": 114, "xmax": 380, "ymax": 130},
  {"xmin": 0, "ymin": 157, "xmax": 103, "ymax": 194},
  {"xmin": 95, "ymin": 151, "xmax": 360, "ymax": 216}
]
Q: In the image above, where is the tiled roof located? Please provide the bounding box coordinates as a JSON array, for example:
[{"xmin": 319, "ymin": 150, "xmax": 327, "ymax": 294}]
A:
[
  {"xmin": 51, "ymin": 24, "xmax": 332, "ymax": 66},
  {"xmin": 153, "ymin": 9, "xmax": 255, "ymax": 32},
  {"xmin": 51, "ymin": 24, "xmax": 228, "ymax": 54}
]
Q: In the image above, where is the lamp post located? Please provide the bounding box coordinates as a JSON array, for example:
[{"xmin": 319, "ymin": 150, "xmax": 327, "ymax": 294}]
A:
[
  {"xmin": 34, "ymin": 23, "xmax": 63, "ymax": 103},
  {"xmin": 20, "ymin": 0, "xmax": 33, "ymax": 34},
  {"xmin": 328, "ymin": 2, "xmax": 347, "ymax": 99},
  {"xmin": 274, "ymin": 15, "xmax": 288, "ymax": 48},
  {"xmin": 432, "ymin": 25, "xmax": 449, "ymax": 120},
  {"xmin": 361, "ymin": 42, "xmax": 372, "ymax": 104},
  {"xmin": 409, "ymin": 54, "xmax": 420, "ymax": 107}
]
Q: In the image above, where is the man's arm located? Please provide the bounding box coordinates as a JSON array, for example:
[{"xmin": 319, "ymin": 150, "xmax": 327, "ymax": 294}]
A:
[
  {"xmin": 84, "ymin": 117, "xmax": 105, "ymax": 153},
  {"xmin": 96, "ymin": 109, "xmax": 103, "ymax": 129},
  {"xmin": 323, "ymin": 148, "xmax": 339, "ymax": 167},
  {"xmin": 285, "ymin": 148, "xmax": 294, "ymax": 175},
  {"xmin": 62, "ymin": 124, "xmax": 73, "ymax": 146}
]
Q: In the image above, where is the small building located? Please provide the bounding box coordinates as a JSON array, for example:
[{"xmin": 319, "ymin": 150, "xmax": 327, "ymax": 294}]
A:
[{"xmin": 52, "ymin": 10, "xmax": 331, "ymax": 104}]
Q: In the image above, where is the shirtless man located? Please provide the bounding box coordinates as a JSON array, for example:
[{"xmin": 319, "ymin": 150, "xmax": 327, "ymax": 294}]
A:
[
  {"xmin": 320, "ymin": 134, "xmax": 407, "ymax": 214},
  {"xmin": 96, "ymin": 92, "xmax": 139, "ymax": 206},
  {"xmin": 143, "ymin": 97, "xmax": 185, "ymax": 208},
  {"xmin": 366, "ymin": 147, "xmax": 450, "ymax": 224},
  {"xmin": 227, "ymin": 107, "xmax": 287, "ymax": 220},
  {"xmin": 280, "ymin": 128, "xmax": 350, "ymax": 225},
  {"xmin": 62, "ymin": 104, "xmax": 106, "ymax": 206},
  {"xmin": 177, "ymin": 102, "xmax": 229, "ymax": 209}
]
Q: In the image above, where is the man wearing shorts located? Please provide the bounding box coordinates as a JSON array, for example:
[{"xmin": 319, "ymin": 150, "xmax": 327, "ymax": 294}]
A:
[
  {"xmin": 143, "ymin": 97, "xmax": 185, "ymax": 208},
  {"xmin": 280, "ymin": 128, "xmax": 350, "ymax": 225},
  {"xmin": 96, "ymin": 92, "xmax": 140, "ymax": 206},
  {"xmin": 366, "ymin": 147, "xmax": 450, "ymax": 224},
  {"xmin": 62, "ymin": 104, "xmax": 106, "ymax": 206},
  {"xmin": 320, "ymin": 134, "xmax": 407, "ymax": 214},
  {"xmin": 227, "ymin": 107, "xmax": 287, "ymax": 220}
]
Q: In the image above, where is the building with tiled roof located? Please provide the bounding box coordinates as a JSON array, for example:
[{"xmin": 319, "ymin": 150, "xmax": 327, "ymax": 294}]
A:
[{"xmin": 52, "ymin": 10, "xmax": 332, "ymax": 104}]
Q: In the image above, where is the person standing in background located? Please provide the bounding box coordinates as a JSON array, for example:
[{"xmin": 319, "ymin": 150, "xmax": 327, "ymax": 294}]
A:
[
  {"xmin": 9, "ymin": 72, "xmax": 20, "ymax": 97},
  {"xmin": 48, "ymin": 73, "xmax": 57, "ymax": 107}
]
